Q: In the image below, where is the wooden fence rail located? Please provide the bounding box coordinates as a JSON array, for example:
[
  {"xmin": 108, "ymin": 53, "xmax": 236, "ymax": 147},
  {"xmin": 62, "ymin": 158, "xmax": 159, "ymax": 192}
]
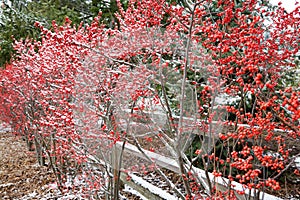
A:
[{"xmin": 115, "ymin": 141, "xmax": 283, "ymax": 200}]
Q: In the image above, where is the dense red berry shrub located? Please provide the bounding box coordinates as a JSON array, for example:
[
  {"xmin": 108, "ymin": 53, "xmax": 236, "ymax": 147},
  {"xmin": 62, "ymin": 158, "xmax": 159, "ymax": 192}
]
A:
[{"xmin": 0, "ymin": 0, "xmax": 299, "ymax": 199}]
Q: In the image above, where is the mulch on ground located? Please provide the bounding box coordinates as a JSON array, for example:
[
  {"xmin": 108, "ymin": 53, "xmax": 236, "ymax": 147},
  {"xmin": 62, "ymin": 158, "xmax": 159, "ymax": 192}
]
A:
[
  {"xmin": 0, "ymin": 131, "xmax": 56, "ymax": 200},
  {"xmin": 1, "ymin": 129, "xmax": 299, "ymax": 200}
]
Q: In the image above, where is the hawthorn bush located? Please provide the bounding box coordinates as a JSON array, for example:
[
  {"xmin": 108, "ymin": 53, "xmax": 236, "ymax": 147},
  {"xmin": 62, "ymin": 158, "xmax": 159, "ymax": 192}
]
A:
[{"xmin": 0, "ymin": 0, "xmax": 299, "ymax": 199}]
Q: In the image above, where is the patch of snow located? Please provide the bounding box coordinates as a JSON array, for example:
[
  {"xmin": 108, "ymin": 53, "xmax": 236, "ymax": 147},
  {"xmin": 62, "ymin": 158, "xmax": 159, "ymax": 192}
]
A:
[
  {"xmin": 263, "ymin": 151, "xmax": 283, "ymax": 160},
  {"xmin": 128, "ymin": 173, "xmax": 179, "ymax": 200},
  {"xmin": 0, "ymin": 183, "xmax": 14, "ymax": 188},
  {"xmin": 123, "ymin": 185, "xmax": 148, "ymax": 200},
  {"xmin": 269, "ymin": 0, "xmax": 298, "ymax": 13},
  {"xmin": 57, "ymin": 194, "xmax": 85, "ymax": 200},
  {"xmin": 0, "ymin": 126, "xmax": 11, "ymax": 133},
  {"xmin": 19, "ymin": 191, "xmax": 38, "ymax": 200},
  {"xmin": 295, "ymin": 156, "xmax": 300, "ymax": 170},
  {"xmin": 215, "ymin": 93, "xmax": 241, "ymax": 105}
]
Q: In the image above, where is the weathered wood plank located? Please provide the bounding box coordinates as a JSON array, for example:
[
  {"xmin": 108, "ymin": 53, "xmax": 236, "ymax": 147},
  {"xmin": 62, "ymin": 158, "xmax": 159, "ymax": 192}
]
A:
[
  {"xmin": 116, "ymin": 141, "xmax": 283, "ymax": 200},
  {"xmin": 120, "ymin": 172, "xmax": 178, "ymax": 200}
]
